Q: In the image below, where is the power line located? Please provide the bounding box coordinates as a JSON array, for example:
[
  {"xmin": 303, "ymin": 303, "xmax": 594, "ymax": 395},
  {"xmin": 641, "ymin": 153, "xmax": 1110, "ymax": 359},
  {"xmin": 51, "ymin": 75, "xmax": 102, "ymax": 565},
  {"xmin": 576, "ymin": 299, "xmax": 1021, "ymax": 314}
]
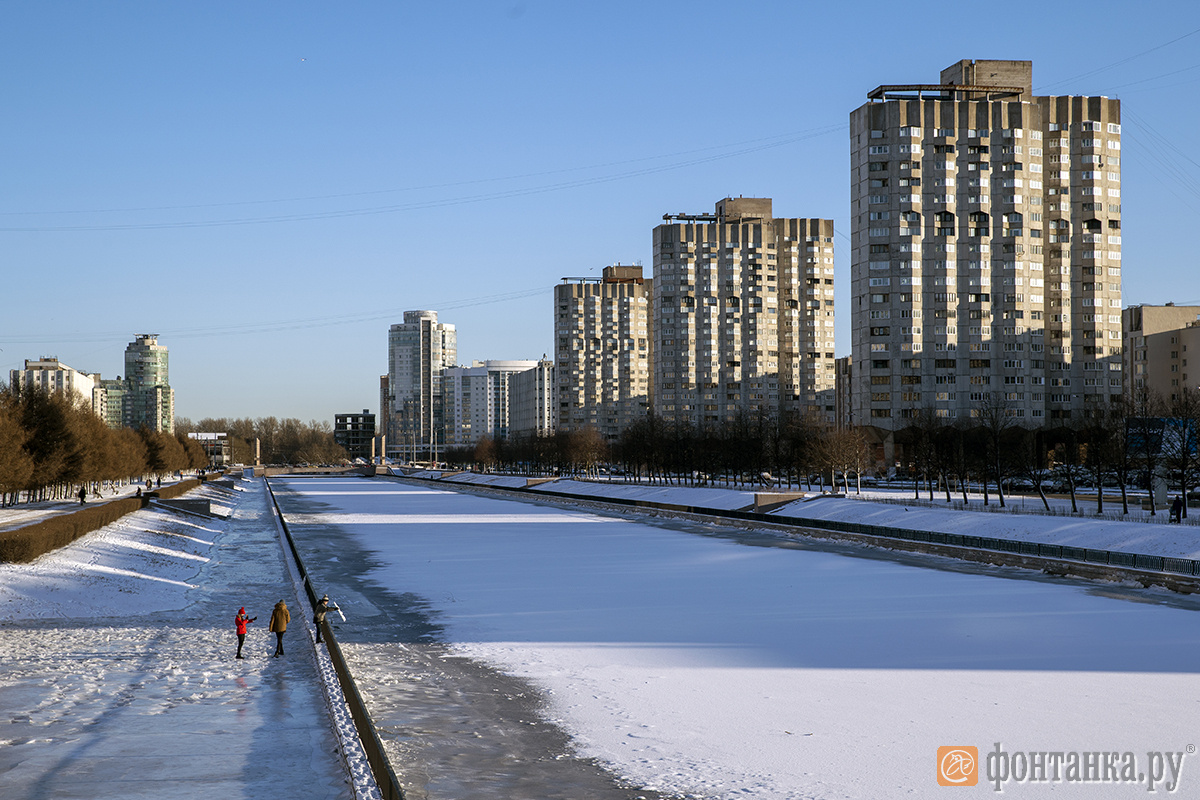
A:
[
  {"xmin": 1036, "ymin": 26, "xmax": 1200, "ymax": 92},
  {"xmin": 0, "ymin": 123, "xmax": 845, "ymax": 226},
  {"xmin": 0, "ymin": 286, "xmax": 552, "ymax": 346}
]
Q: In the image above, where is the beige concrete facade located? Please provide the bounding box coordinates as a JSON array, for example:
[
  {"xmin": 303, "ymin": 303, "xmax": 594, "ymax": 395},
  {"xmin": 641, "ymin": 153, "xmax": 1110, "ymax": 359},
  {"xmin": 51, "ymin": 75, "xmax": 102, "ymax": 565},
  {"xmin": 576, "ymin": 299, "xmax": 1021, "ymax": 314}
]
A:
[
  {"xmin": 851, "ymin": 59, "xmax": 1122, "ymax": 429},
  {"xmin": 554, "ymin": 265, "xmax": 650, "ymax": 440},
  {"xmin": 653, "ymin": 198, "xmax": 835, "ymax": 427},
  {"xmin": 509, "ymin": 359, "xmax": 555, "ymax": 439},
  {"xmin": 1124, "ymin": 304, "xmax": 1200, "ymax": 403}
]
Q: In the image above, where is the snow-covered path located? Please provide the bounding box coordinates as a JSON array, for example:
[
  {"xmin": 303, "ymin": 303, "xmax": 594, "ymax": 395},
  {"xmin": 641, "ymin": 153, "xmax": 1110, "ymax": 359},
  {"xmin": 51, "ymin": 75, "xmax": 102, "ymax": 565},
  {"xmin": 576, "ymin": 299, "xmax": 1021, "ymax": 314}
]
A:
[
  {"xmin": 0, "ymin": 480, "xmax": 352, "ymax": 800},
  {"xmin": 276, "ymin": 476, "xmax": 1200, "ymax": 799}
]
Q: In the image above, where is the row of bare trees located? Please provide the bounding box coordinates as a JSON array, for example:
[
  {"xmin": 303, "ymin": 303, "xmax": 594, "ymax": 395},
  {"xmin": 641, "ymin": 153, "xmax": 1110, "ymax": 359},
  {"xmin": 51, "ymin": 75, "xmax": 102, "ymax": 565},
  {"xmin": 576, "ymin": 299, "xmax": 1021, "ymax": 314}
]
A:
[
  {"xmin": 175, "ymin": 416, "xmax": 348, "ymax": 466},
  {"xmin": 896, "ymin": 388, "xmax": 1199, "ymax": 517},
  {"xmin": 444, "ymin": 387, "xmax": 1199, "ymax": 518},
  {"xmin": 444, "ymin": 411, "xmax": 872, "ymax": 491},
  {"xmin": 0, "ymin": 386, "xmax": 209, "ymax": 506}
]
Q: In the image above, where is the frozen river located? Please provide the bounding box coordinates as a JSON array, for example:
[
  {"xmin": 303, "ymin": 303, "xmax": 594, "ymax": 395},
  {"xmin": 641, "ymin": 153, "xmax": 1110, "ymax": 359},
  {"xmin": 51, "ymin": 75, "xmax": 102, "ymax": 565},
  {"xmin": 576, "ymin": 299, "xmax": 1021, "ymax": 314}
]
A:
[{"xmin": 273, "ymin": 476, "xmax": 1200, "ymax": 799}]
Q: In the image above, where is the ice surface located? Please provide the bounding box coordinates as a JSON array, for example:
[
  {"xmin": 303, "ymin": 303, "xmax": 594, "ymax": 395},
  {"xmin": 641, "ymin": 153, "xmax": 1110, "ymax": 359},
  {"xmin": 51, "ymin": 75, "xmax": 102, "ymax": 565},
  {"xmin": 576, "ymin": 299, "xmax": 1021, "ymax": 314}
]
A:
[{"xmin": 275, "ymin": 476, "xmax": 1200, "ymax": 799}]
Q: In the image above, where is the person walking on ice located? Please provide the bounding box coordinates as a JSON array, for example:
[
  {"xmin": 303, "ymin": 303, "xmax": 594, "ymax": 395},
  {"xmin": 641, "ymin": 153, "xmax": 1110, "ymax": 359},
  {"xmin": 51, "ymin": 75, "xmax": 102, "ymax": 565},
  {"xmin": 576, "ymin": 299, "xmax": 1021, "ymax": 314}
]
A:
[
  {"xmin": 313, "ymin": 594, "xmax": 339, "ymax": 644},
  {"xmin": 234, "ymin": 607, "xmax": 256, "ymax": 659},
  {"xmin": 269, "ymin": 600, "xmax": 290, "ymax": 657}
]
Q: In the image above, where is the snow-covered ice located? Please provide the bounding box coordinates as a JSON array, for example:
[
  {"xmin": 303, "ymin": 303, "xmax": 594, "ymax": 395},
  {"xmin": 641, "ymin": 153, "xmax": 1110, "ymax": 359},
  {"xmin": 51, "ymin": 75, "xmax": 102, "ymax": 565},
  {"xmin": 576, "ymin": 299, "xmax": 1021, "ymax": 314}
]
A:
[{"xmin": 275, "ymin": 476, "xmax": 1200, "ymax": 799}]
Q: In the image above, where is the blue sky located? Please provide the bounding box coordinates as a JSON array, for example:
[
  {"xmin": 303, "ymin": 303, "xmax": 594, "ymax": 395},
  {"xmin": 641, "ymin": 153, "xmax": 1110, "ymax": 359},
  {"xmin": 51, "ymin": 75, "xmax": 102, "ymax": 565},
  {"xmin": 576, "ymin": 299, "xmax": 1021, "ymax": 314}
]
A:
[{"xmin": 2, "ymin": 2, "xmax": 1198, "ymax": 423}]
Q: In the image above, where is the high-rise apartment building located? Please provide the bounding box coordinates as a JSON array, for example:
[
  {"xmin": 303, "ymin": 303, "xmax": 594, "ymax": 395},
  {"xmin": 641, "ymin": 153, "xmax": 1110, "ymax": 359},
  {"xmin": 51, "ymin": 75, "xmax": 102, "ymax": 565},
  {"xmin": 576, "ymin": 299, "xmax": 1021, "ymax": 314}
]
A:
[
  {"xmin": 850, "ymin": 60, "xmax": 1122, "ymax": 433},
  {"xmin": 509, "ymin": 359, "xmax": 555, "ymax": 439},
  {"xmin": 653, "ymin": 198, "xmax": 836, "ymax": 427},
  {"xmin": 386, "ymin": 310, "xmax": 457, "ymax": 458},
  {"xmin": 120, "ymin": 334, "xmax": 174, "ymax": 432},
  {"xmin": 1124, "ymin": 304, "xmax": 1200, "ymax": 404},
  {"xmin": 443, "ymin": 360, "xmax": 539, "ymax": 446},
  {"xmin": 554, "ymin": 265, "xmax": 651, "ymax": 440}
]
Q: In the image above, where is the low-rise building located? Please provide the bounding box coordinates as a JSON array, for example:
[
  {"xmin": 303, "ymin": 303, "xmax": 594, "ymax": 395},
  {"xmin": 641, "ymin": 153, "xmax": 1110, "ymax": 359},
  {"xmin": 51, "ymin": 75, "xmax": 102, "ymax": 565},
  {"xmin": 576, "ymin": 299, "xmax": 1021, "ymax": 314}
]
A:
[{"xmin": 334, "ymin": 410, "xmax": 376, "ymax": 460}]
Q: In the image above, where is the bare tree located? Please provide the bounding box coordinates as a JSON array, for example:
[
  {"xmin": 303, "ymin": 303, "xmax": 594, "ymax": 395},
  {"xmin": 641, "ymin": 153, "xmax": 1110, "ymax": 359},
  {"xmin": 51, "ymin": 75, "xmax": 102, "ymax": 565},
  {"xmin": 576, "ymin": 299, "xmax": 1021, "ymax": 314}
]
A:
[
  {"xmin": 975, "ymin": 392, "xmax": 1019, "ymax": 508},
  {"xmin": 1164, "ymin": 388, "xmax": 1200, "ymax": 519}
]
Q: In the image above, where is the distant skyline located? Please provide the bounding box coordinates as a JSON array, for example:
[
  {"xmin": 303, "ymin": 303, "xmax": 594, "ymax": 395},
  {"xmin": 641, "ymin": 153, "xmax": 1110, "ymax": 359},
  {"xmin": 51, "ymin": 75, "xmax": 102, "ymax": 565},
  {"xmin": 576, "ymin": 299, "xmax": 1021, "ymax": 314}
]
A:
[{"xmin": 3, "ymin": 2, "xmax": 1198, "ymax": 422}]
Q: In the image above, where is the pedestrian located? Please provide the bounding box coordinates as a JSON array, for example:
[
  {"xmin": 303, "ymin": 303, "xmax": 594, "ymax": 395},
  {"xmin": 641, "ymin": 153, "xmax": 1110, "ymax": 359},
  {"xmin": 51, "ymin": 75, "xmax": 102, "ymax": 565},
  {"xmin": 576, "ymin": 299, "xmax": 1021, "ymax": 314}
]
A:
[
  {"xmin": 1171, "ymin": 496, "xmax": 1183, "ymax": 524},
  {"xmin": 78, "ymin": 486, "xmax": 86, "ymax": 506},
  {"xmin": 234, "ymin": 607, "xmax": 257, "ymax": 659},
  {"xmin": 313, "ymin": 594, "xmax": 339, "ymax": 644},
  {"xmin": 269, "ymin": 600, "xmax": 290, "ymax": 657}
]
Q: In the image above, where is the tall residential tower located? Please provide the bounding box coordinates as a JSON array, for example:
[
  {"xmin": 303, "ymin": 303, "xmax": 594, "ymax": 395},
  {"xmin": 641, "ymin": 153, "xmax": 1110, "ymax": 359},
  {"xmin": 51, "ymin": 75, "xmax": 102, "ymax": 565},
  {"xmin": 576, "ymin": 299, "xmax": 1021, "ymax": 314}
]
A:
[
  {"xmin": 653, "ymin": 198, "xmax": 836, "ymax": 427},
  {"xmin": 386, "ymin": 310, "xmax": 457, "ymax": 459},
  {"xmin": 554, "ymin": 265, "xmax": 651, "ymax": 441},
  {"xmin": 850, "ymin": 60, "xmax": 1122, "ymax": 435}
]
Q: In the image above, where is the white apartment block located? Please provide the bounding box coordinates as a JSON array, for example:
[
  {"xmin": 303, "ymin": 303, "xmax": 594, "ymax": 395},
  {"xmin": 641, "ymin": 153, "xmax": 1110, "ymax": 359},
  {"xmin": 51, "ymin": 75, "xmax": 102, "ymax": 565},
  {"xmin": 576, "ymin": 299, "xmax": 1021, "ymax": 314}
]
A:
[
  {"xmin": 9, "ymin": 358, "xmax": 100, "ymax": 409},
  {"xmin": 443, "ymin": 360, "xmax": 538, "ymax": 446},
  {"xmin": 653, "ymin": 198, "xmax": 836, "ymax": 427},
  {"xmin": 386, "ymin": 310, "xmax": 457, "ymax": 457},
  {"xmin": 509, "ymin": 359, "xmax": 555, "ymax": 439},
  {"xmin": 850, "ymin": 59, "xmax": 1122, "ymax": 430},
  {"xmin": 554, "ymin": 265, "xmax": 650, "ymax": 440}
]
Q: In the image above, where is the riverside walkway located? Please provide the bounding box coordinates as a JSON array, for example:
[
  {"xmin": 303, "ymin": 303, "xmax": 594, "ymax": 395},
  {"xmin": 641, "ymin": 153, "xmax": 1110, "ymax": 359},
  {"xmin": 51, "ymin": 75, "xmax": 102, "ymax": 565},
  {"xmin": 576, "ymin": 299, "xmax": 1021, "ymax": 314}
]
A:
[{"xmin": 0, "ymin": 479, "xmax": 353, "ymax": 800}]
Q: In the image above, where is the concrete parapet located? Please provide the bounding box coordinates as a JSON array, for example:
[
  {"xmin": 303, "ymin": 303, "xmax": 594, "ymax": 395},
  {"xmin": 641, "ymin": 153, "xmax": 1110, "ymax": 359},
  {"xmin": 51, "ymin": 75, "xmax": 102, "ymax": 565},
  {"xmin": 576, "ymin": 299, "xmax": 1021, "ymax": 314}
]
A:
[{"xmin": 754, "ymin": 492, "xmax": 805, "ymax": 512}]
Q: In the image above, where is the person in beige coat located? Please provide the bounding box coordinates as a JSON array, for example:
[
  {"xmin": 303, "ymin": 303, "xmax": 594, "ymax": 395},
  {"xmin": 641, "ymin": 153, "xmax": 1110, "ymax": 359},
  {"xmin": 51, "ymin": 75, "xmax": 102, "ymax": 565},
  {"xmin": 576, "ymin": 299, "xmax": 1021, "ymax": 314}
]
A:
[{"xmin": 268, "ymin": 600, "xmax": 290, "ymax": 657}]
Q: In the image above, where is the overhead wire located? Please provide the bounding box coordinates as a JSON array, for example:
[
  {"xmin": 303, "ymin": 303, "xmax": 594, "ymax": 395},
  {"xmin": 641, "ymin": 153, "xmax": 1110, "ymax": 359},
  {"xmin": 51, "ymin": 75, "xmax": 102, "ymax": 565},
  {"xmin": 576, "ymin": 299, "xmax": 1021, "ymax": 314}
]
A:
[
  {"xmin": 1036, "ymin": 25, "xmax": 1200, "ymax": 92},
  {"xmin": 0, "ymin": 286, "xmax": 553, "ymax": 347},
  {"xmin": 0, "ymin": 126, "xmax": 841, "ymax": 218},
  {"xmin": 0, "ymin": 123, "xmax": 846, "ymax": 231}
]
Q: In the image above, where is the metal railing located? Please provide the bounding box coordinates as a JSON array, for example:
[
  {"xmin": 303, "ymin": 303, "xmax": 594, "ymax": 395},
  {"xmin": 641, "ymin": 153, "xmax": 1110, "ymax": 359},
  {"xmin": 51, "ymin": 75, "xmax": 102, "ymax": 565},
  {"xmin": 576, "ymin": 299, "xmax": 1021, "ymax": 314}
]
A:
[
  {"xmin": 418, "ymin": 476, "xmax": 1200, "ymax": 582},
  {"xmin": 265, "ymin": 479, "xmax": 406, "ymax": 800}
]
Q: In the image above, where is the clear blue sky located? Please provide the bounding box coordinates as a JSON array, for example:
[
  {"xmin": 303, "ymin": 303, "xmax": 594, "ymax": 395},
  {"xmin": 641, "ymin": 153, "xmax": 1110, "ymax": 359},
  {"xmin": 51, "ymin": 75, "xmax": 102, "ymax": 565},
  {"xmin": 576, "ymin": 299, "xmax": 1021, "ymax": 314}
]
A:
[{"xmin": 2, "ymin": 2, "xmax": 1198, "ymax": 423}]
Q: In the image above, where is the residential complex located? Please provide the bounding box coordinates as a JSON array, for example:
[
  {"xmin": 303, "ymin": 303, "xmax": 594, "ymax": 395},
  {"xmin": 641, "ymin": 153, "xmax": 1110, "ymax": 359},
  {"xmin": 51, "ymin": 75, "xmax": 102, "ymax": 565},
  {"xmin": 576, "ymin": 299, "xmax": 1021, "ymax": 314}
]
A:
[
  {"xmin": 554, "ymin": 265, "xmax": 651, "ymax": 441},
  {"xmin": 9, "ymin": 358, "xmax": 100, "ymax": 409},
  {"xmin": 1124, "ymin": 304, "xmax": 1200, "ymax": 404},
  {"xmin": 11, "ymin": 336, "xmax": 175, "ymax": 433},
  {"xmin": 850, "ymin": 59, "xmax": 1122, "ymax": 435},
  {"xmin": 443, "ymin": 360, "xmax": 539, "ymax": 446},
  {"xmin": 652, "ymin": 198, "xmax": 836, "ymax": 427},
  {"xmin": 385, "ymin": 310, "xmax": 457, "ymax": 458}
]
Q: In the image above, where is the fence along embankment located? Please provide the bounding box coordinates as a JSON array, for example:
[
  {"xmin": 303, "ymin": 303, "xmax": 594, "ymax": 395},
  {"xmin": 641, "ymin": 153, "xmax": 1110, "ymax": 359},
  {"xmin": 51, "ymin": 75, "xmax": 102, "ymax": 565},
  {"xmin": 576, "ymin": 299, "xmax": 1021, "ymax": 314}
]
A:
[
  {"xmin": 401, "ymin": 474, "xmax": 1200, "ymax": 596},
  {"xmin": 264, "ymin": 478, "xmax": 406, "ymax": 800}
]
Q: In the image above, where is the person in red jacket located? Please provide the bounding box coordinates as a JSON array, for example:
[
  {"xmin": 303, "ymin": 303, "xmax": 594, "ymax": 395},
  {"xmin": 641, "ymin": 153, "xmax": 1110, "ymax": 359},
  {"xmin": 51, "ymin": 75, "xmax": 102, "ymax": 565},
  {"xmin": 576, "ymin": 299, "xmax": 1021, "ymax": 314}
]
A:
[{"xmin": 234, "ymin": 607, "xmax": 256, "ymax": 659}]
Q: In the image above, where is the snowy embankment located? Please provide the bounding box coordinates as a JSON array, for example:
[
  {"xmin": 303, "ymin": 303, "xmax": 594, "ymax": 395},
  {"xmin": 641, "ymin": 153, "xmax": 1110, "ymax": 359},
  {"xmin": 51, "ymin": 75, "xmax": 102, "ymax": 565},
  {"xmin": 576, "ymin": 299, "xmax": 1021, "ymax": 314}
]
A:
[
  {"xmin": 283, "ymin": 477, "xmax": 1200, "ymax": 800},
  {"xmin": 435, "ymin": 470, "xmax": 1200, "ymax": 561},
  {"xmin": 0, "ymin": 484, "xmax": 236, "ymax": 619},
  {"xmin": 0, "ymin": 478, "xmax": 366, "ymax": 800}
]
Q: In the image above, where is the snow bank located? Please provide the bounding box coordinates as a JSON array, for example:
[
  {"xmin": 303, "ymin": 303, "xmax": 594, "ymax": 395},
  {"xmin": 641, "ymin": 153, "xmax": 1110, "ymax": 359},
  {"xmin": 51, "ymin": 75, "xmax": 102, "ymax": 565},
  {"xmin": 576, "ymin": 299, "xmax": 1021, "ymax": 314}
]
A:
[{"xmin": 280, "ymin": 477, "xmax": 1200, "ymax": 800}]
